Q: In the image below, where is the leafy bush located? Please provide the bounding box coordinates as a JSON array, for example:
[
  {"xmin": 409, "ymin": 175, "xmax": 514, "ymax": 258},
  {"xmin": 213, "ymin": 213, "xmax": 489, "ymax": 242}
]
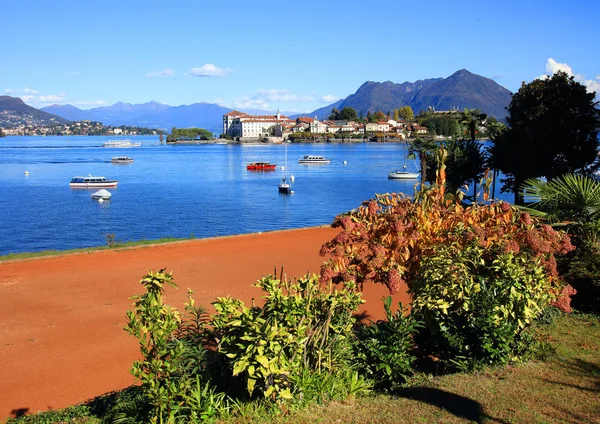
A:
[
  {"xmin": 562, "ymin": 236, "xmax": 600, "ymax": 313},
  {"xmin": 211, "ymin": 273, "xmax": 363, "ymax": 401},
  {"xmin": 353, "ymin": 296, "xmax": 421, "ymax": 392},
  {"xmin": 124, "ymin": 270, "xmax": 227, "ymax": 423},
  {"xmin": 320, "ymin": 148, "xmax": 575, "ymax": 369}
]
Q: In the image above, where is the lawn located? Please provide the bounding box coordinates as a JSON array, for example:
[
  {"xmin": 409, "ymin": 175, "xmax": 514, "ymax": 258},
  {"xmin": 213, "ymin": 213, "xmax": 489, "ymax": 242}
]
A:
[{"xmin": 7, "ymin": 312, "xmax": 599, "ymax": 424}]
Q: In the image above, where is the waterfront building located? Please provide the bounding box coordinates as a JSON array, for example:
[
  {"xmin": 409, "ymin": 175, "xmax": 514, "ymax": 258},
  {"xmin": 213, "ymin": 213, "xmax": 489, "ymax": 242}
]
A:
[{"xmin": 222, "ymin": 111, "xmax": 293, "ymax": 141}]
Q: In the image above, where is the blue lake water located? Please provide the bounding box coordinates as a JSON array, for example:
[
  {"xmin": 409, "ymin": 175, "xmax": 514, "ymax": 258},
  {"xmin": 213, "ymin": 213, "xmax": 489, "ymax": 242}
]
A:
[{"xmin": 0, "ymin": 135, "xmax": 511, "ymax": 255}]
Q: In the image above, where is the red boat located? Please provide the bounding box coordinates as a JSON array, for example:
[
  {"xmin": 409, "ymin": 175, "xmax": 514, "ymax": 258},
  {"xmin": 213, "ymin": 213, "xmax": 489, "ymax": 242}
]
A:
[{"xmin": 247, "ymin": 162, "xmax": 277, "ymax": 171}]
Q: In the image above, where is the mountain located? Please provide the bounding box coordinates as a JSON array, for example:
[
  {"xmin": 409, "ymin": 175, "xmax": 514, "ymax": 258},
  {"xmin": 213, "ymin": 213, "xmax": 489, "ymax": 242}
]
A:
[
  {"xmin": 305, "ymin": 69, "xmax": 512, "ymax": 120},
  {"xmin": 0, "ymin": 96, "xmax": 70, "ymax": 126},
  {"xmin": 42, "ymin": 101, "xmax": 231, "ymax": 134}
]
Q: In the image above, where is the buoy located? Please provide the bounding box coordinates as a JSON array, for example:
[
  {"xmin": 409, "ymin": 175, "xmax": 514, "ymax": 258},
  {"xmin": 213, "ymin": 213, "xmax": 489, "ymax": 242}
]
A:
[
  {"xmin": 290, "ymin": 175, "xmax": 295, "ymax": 182},
  {"xmin": 343, "ymin": 161, "xmax": 347, "ymax": 165},
  {"xmin": 280, "ymin": 166, "xmax": 285, "ymax": 171},
  {"xmin": 24, "ymin": 171, "xmax": 29, "ymax": 175}
]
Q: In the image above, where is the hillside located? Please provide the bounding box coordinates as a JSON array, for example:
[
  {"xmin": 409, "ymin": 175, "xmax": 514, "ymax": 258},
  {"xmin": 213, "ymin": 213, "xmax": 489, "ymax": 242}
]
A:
[
  {"xmin": 0, "ymin": 96, "xmax": 70, "ymax": 126},
  {"xmin": 307, "ymin": 69, "xmax": 512, "ymax": 120}
]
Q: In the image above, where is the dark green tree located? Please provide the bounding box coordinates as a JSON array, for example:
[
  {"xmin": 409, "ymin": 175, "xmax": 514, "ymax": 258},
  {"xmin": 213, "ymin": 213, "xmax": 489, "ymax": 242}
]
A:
[
  {"xmin": 460, "ymin": 109, "xmax": 487, "ymax": 142},
  {"xmin": 339, "ymin": 107, "xmax": 358, "ymax": 121},
  {"xmin": 328, "ymin": 108, "xmax": 341, "ymax": 120},
  {"xmin": 490, "ymin": 71, "xmax": 600, "ymax": 204},
  {"xmin": 410, "ymin": 137, "xmax": 438, "ymax": 186},
  {"xmin": 0, "ymin": 127, "xmax": 5, "ymax": 137}
]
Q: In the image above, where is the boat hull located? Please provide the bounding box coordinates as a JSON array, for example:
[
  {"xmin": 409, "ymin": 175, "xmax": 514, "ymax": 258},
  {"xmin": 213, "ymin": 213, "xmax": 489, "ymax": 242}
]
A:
[
  {"xmin": 388, "ymin": 171, "xmax": 419, "ymax": 180},
  {"xmin": 70, "ymin": 182, "xmax": 118, "ymax": 188},
  {"xmin": 247, "ymin": 163, "xmax": 277, "ymax": 171}
]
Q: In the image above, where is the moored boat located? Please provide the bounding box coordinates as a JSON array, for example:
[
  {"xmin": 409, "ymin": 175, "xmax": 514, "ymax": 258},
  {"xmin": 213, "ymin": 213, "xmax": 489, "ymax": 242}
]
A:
[
  {"xmin": 247, "ymin": 162, "xmax": 277, "ymax": 171},
  {"xmin": 388, "ymin": 166, "xmax": 420, "ymax": 180},
  {"xmin": 91, "ymin": 189, "xmax": 112, "ymax": 200},
  {"xmin": 111, "ymin": 156, "xmax": 134, "ymax": 163},
  {"xmin": 298, "ymin": 155, "xmax": 331, "ymax": 164},
  {"xmin": 70, "ymin": 174, "xmax": 118, "ymax": 188},
  {"xmin": 102, "ymin": 139, "xmax": 141, "ymax": 148}
]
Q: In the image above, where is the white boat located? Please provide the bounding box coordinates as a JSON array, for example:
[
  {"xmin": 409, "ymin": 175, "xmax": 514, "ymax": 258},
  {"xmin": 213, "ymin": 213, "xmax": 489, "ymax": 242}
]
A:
[
  {"xmin": 102, "ymin": 139, "xmax": 141, "ymax": 148},
  {"xmin": 70, "ymin": 174, "xmax": 118, "ymax": 188},
  {"xmin": 298, "ymin": 155, "xmax": 331, "ymax": 164},
  {"xmin": 111, "ymin": 156, "xmax": 134, "ymax": 163},
  {"xmin": 388, "ymin": 166, "xmax": 420, "ymax": 180},
  {"xmin": 389, "ymin": 141, "xmax": 419, "ymax": 180},
  {"xmin": 91, "ymin": 189, "xmax": 112, "ymax": 200}
]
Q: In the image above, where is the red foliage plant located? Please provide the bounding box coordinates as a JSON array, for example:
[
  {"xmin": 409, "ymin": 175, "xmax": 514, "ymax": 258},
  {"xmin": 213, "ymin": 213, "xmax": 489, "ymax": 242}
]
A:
[{"xmin": 319, "ymin": 151, "xmax": 576, "ymax": 310}]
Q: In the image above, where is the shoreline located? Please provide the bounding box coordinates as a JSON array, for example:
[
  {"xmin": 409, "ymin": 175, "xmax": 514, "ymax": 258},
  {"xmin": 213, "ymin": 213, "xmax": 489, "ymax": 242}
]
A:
[{"xmin": 0, "ymin": 225, "xmax": 409, "ymax": 420}]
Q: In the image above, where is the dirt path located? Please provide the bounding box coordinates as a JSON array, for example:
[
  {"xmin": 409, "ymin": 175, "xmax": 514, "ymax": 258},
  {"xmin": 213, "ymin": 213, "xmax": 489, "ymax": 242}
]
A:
[{"xmin": 0, "ymin": 227, "xmax": 409, "ymax": 420}]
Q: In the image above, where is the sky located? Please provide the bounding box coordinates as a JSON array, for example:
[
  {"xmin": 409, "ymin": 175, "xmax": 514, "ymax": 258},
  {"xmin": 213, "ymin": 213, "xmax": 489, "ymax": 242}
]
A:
[{"xmin": 2, "ymin": 0, "xmax": 599, "ymax": 113}]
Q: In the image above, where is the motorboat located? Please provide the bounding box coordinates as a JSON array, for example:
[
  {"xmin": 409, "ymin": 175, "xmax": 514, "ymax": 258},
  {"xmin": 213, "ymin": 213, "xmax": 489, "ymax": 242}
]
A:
[
  {"xmin": 111, "ymin": 156, "xmax": 134, "ymax": 164},
  {"xmin": 91, "ymin": 189, "xmax": 112, "ymax": 200},
  {"xmin": 102, "ymin": 139, "xmax": 141, "ymax": 148},
  {"xmin": 298, "ymin": 155, "xmax": 331, "ymax": 164},
  {"xmin": 388, "ymin": 166, "xmax": 420, "ymax": 180},
  {"xmin": 70, "ymin": 174, "xmax": 118, "ymax": 188},
  {"xmin": 247, "ymin": 162, "xmax": 277, "ymax": 171}
]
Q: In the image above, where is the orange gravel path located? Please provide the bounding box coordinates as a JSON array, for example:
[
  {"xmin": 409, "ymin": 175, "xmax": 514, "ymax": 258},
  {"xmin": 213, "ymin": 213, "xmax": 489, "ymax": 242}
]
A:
[{"xmin": 0, "ymin": 227, "xmax": 409, "ymax": 420}]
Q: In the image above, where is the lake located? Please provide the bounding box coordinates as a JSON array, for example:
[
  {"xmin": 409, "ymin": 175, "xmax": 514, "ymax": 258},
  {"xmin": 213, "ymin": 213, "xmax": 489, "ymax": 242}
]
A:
[{"xmin": 0, "ymin": 135, "xmax": 510, "ymax": 255}]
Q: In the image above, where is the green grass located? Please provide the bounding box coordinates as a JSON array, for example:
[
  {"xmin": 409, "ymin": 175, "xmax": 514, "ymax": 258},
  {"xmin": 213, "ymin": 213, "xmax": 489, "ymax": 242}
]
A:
[
  {"xmin": 0, "ymin": 236, "xmax": 194, "ymax": 262},
  {"xmin": 5, "ymin": 312, "xmax": 599, "ymax": 424}
]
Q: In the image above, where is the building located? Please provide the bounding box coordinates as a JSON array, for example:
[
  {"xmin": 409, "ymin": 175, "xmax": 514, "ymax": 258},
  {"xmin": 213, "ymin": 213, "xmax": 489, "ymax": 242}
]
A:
[{"xmin": 223, "ymin": 111, "xmax": 293, "ymax": 141}]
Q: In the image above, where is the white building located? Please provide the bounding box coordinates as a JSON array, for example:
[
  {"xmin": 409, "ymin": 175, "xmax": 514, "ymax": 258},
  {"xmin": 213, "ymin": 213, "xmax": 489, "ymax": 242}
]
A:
[{"xmin": 223, "ymin": 111, "xmax": 292, "ymax": 140}]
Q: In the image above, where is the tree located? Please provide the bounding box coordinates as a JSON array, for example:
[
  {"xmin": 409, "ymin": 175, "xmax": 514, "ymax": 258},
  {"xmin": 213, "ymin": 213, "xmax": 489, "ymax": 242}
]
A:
[
  {"xmin": 398, "ymin": 106, "xmax": 414, "ymax": 122},
  {"xmin": 426, "ymin": 138, "xmax": 487, "ymax": 195},
  {"xmin": 373, "ymin": 110, "xmax": 386, "ymax": 122},
  {"xmin": 393, "ymin": 109, "xmax": 399, "ymax": 121},
  {"xmin": 409, "ymin": 137, "xmax": 438, "ymax": 186},
  {"xmin": 366, "ymin": 111, "xmax": 372, "ymax": 123},
  {"xmin": 490, "ymin": 71, "xmax": 600, "ymax": 204},
  {"xmin": 339, "ymin": 107, "xmax": 358, "ymax": 121},
  {"xmin": 460, "ymin": 109, "xmax": 487, "ymax": 142},
  {"xmin": 328, "ymin": 108, "xmax": 341, "ymax": 120},
  {"xmin": 0, "ymin": 127, "xmax": 5, "ymax": 137}
]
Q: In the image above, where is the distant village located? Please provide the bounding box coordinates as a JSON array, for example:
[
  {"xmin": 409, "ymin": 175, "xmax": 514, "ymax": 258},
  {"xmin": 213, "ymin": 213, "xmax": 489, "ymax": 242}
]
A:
[
  {"xmin": 222, "ymin": 110, "xmax": 430, "ymax": 143},
  {"xmin": 0, "ymin": 120, "xmax": 164, "ymax": 136}
]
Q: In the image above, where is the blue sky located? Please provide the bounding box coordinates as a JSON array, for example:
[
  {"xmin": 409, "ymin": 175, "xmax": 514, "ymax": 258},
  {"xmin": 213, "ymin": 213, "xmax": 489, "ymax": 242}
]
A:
[{"xmin": 2, "ymin": 0, "xmax": 599, "ymax": 113}]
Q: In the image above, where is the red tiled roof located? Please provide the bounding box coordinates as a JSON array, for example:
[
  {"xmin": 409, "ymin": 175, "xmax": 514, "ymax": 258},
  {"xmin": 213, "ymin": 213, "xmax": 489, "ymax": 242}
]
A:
[{"xmin": 224, "ymin": 110, "xmax": 247, "ymax": 116}]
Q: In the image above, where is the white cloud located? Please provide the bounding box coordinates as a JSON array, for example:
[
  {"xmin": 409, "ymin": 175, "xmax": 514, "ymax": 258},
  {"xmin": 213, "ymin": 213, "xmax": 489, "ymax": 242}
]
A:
[
  {"xmin": 188, "ymin": 63, "xmax": 231, "ymax": 77},
  {"xmin": 66, "ymin": 71, "xmax": 81, "ymax": 77},
  {"xmin": 5, "ymin": 87, "xmax": 38, "ymax": 95},
  {"xmin": 320, "ymin": 94, "xmax": 341, "ymax": 103},
  {"xmin": 230, "ymin": 88, "xmax": 314, "ymax": 111},
  {"xmin": 537, "ymin": 58, "xmax": 600, "ymax": 95},
  {"xmin": 146, "ymin": 68, "xmax": 175, "ymax": 78}
]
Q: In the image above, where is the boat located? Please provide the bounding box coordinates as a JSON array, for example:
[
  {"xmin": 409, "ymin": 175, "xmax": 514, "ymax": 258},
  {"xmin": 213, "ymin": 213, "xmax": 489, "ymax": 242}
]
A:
[
  {"xmin": 102, "ymin": 139, "xmax": 141, "ymax": 148},
  {"xmin": 388, "ymin": 166, "xmax": 420, "ymax": 180},
  {"xmin": 278, "ymin": 177, "xmax": 292, "ymax": 194},
  {"xmin": 279, "ymin": 144, "xmax": 293, "ymax": 194},
  {"xmin": 69, "ymin": 174, "xmax": 118, "ymax": 188},
  {"xmin": 298, "ymin": 155, "xmax": 331, "ymax": 164},
  {"xmin": 247, "ymin": 162, "xmax": 277, "ymax": 171},
  {"xmin": 91, "ymin": 189, "xmax": 112, "ymax": 200},
  {"xmin": 111, "ymin": 156, "xmax": 134, "ymax": 164},
  {"xmin": 388, "ymin": 141, "xmax": 420, "ymax": 180}
]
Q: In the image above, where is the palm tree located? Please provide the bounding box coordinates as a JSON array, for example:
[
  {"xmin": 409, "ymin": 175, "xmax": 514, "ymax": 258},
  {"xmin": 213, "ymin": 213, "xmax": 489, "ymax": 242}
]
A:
[
  {"xmin": 521, "ymin": 173, "xmax": 600, "ymax": 228},
  {"xmin": 460, "ymin": 109, "xmax": 487, "ymax": 142},
  {"xmin": 409, "ymin": 137, "xmax": 438, "ymax": 186}
]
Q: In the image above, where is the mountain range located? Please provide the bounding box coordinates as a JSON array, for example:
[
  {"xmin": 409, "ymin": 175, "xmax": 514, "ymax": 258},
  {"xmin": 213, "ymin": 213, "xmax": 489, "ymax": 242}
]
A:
[{"xmin": 0, "ymin": 69, "xmax": 512, "ymax": 132}]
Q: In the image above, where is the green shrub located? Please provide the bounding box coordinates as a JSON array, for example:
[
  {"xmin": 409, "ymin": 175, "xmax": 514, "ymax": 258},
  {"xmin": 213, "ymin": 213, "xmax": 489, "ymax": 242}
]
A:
[
  {"xmin": 211, "ymin": 273, "xmax": 363, "ymax": 401},
  {"xmin": 562, "ymin": 236, "xmax": 600, "ymax": 314},
  {"xmin": 353, "ymin": 296, "xmax": 420, "ymax": 392}
]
